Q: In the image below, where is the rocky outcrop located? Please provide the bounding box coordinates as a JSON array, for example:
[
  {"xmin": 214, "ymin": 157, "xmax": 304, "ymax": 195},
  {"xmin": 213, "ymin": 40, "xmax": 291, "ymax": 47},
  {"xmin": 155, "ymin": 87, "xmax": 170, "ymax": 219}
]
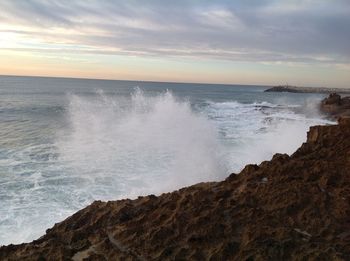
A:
[
  {"xmin": 265, "ymin": 86, "xmax": 350, "ymax": 94},
  {"xmin": 1, "ymin": 120, "xmax": 350, "ymax": 260},
  {"xmin": 321, "ymin": 93, "xmax": 350, "ymax": 119},
  {"xmin": 264, "ymin": 85, "xmax": 304, "ymax": 93}
]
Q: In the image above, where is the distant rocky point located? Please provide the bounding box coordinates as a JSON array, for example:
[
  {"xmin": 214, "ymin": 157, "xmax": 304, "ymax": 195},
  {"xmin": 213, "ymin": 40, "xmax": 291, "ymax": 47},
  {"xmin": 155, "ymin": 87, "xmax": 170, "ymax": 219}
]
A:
[{"xmin": 265, "ymin": 85, "xmax": 350, "ymax": 94}]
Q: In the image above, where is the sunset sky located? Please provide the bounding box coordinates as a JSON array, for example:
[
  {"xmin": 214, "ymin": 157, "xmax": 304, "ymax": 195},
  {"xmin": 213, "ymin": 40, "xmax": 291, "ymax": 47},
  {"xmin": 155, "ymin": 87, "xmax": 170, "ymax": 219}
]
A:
[{"xmin": 0, "ymin": 0, "xmax": 349, "ymax": 87}]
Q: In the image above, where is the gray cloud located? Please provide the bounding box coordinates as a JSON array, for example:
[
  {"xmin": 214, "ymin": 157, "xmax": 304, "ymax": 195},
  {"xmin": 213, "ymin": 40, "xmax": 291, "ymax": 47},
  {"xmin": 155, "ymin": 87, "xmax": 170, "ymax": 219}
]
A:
[{"xmin": 0, "ymin": 0, "xmax": 349, "ymax": 65}]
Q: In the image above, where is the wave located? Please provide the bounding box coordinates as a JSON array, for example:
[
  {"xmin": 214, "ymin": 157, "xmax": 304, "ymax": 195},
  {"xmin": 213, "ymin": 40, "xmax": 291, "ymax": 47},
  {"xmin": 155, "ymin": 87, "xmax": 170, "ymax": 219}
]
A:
[
  {"xmin": 57, "ymin": 89, "xmax": 227, "ymax": 198},
  {"xmin": 204, "ymin": 99, "xmax": 333, "ymax": 171}
]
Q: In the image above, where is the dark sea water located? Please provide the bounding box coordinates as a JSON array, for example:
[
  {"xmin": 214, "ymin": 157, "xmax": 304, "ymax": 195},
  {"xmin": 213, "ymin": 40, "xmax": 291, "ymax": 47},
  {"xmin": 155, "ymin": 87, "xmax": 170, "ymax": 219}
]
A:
[{"xmin": 0, "ymin": 75, "xmax": 332, "ymax": 245}]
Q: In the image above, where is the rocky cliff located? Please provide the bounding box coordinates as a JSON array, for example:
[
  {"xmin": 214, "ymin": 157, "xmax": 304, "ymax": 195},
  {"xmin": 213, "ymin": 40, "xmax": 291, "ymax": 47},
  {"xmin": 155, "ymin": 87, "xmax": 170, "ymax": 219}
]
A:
[{"xmin": 1, "ymin": 120, "xmax": 350, "ymax": 260}]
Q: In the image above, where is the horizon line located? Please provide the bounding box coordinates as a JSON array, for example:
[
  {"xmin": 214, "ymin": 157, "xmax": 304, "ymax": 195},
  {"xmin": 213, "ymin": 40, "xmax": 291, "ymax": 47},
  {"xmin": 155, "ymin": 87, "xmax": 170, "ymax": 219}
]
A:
[
  {"xmin": 0, "ymin": 73, "xmax": 328, "ymax": 89},
  {"xmin": 0, "ymin": 73, "xmax": 272, "ymax": 87}
]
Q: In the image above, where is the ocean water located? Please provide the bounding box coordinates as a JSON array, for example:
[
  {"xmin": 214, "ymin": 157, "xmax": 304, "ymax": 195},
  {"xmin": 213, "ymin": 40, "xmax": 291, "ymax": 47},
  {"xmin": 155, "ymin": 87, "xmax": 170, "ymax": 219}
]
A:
[{"xmin": 0, "ymin": 75, "xmax": 332, "ymax": 245}]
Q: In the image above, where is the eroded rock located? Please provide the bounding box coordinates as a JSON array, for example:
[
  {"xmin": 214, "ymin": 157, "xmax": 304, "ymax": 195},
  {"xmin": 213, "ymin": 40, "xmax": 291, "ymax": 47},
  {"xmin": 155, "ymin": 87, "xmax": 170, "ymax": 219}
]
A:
[{"xmin": 321, "ymin": 93, "xmax": 350, "ymax": 119}]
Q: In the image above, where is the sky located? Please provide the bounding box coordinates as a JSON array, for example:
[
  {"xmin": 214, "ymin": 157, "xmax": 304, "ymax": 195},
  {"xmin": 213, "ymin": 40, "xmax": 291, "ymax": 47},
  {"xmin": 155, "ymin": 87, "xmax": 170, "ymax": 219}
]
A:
[{"xmin": 0, "ymin": 0, "xmax": 349, "ymax": 87}]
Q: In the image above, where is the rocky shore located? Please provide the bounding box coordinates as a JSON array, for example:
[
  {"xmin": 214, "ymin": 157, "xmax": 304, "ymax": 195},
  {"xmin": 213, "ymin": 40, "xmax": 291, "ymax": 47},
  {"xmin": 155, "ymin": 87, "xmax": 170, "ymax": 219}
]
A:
[
  {"xmin": 265, "ymin": 85, "xmax": 350, "ymax": 94},
  {"xmin": 320, "ymin": 93, "xmax": 350, "ymax": 119},
  {"xmin": 1, "ymin": 100, "xmax": 350, "ymax": 260}
]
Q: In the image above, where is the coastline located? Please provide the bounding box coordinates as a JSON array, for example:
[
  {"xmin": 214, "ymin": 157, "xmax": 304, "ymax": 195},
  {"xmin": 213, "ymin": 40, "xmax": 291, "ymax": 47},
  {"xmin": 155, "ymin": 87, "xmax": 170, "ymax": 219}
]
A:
[
  {"xmin": 265, "ymin": 85, "xmax": 350, "ymax": 94},
  {"xmin": 1, "ymin": 96, "xmax": 350, "ymax": 260}
]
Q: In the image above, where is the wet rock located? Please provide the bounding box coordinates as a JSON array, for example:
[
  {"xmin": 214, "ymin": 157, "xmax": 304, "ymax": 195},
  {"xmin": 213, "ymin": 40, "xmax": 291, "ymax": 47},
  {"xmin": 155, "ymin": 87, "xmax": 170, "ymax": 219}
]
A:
[
  {"xmin": 321, "ymin": 93, "xmax": 350, "ymax": 119},
  {"xmin": 323, "ymin": 93, "xmax": 341, "ymax": 105}
]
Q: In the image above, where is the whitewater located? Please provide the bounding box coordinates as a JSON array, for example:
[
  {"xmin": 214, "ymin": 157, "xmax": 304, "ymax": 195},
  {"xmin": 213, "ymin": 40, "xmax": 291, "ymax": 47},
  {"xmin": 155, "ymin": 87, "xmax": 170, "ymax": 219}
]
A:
[{"xmin": 0, "ymin": 76, "xmax": 333, "ymax": 245}]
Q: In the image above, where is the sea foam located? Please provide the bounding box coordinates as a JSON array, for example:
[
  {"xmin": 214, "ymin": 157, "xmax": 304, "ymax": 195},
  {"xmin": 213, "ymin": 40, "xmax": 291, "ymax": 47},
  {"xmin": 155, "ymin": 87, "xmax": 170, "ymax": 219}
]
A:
[{"xmin": 57, "ymin": 89, "xmax": 227, "ymax": 199}]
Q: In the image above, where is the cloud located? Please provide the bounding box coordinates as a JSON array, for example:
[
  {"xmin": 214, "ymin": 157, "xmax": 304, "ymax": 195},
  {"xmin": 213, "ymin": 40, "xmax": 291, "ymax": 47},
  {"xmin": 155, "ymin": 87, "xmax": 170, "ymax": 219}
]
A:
[{"xmin": 0, "ymin": 0, "xmax": 349, "ymax": 66}]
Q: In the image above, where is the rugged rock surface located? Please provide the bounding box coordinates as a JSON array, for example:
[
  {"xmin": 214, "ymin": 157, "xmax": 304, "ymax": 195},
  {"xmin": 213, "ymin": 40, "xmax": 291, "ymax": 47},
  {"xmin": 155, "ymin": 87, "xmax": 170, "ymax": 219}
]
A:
[
  {"xmin": 1, "ymin": 120, "xmax": 350, "ymax": 260},
  {"xmin": 321, "ymin": 93, "xmax": 350, "ymax": 119}
]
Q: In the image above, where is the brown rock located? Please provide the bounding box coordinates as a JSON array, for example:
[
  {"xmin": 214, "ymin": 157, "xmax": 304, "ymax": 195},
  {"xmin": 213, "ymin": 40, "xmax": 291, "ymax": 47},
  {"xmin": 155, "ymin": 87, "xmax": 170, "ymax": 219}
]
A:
[
  {"xmin": 338, "ymin": 116, "xmax": 350, "ymax": 126},
  {"xmin": 321, "ymin": 93, "xmax": 350, "ymax": 119},
  {"xmin": 323, "ymin": 93, "xmax": 341, "ymax": 105}
]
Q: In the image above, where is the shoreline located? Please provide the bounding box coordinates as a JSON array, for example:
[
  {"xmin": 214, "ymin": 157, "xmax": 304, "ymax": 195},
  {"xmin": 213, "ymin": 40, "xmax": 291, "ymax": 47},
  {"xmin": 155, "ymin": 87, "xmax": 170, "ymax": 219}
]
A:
[
  {"xmin": 265, "ymin": 85, "xmax": 350, "ymax": 94},
  {"xmin": 1, "ymin": 97, "xmax": 350, "ymax": 259}
]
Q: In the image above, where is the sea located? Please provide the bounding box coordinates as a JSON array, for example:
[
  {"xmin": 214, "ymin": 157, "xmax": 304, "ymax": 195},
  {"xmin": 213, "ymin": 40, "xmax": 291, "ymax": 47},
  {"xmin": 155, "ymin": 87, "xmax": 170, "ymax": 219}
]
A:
[{"xmin": 0, "ymin": 75, "xmax": 333, "ymax": 245}]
